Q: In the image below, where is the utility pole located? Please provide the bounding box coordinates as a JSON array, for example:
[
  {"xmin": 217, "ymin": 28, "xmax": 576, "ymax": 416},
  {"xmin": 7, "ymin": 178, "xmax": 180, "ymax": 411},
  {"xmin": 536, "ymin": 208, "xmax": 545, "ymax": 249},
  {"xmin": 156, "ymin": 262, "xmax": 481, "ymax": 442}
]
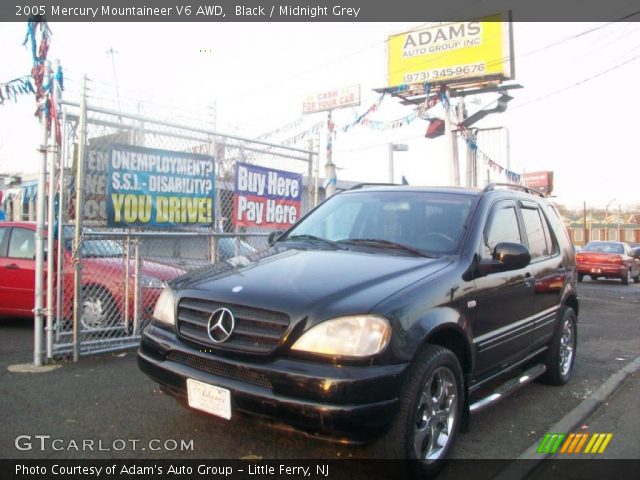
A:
[
  {"xmin": 618, "ymin": 203, "xmax": 621, "ymax": 242},
  {"xmin": 107, "ymin": 48, "xmax": 122, "ymax": 115},
  {"xmin": 465, "ymin": 128, "xmax": 477, "ymax": 187},
  {"xmin": 208, "ymin": 101, "xmax": 217, "ymax": 132},
  {"xmin": 605, "ymin": 198, "xmax": 616, "ymax": 241},
  {"xmin": 388, "ymin": 143, "xmax": 409, "ymax": 183},
  {"xmin": 583, "ymin": 201, "xmax": 589, "ymax": 244},
  {"xmin": 444, "ymin": 92, "xmax": 460, "ymax": 186}
]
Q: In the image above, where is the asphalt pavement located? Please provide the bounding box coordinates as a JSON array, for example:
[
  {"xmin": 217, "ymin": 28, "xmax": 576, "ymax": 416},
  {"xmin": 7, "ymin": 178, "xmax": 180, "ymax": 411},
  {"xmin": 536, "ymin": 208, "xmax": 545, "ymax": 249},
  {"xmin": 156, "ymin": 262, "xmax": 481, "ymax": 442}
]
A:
[{"xmin": 1, "ymin": 278, "xmax": 639, "ymax": 479}]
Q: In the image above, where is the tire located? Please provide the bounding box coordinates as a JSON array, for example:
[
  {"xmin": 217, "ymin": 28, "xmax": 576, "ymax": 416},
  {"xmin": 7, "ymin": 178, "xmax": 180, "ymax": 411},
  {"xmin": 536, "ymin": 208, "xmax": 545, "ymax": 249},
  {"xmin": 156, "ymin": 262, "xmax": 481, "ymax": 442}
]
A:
[
  {"xmin": 634, "ymin": 273, "xmax": 640, "ymax": 284},
  {"xmin": 577, "ymin": 274, "xmax": 584, "ymax": 283},
  {"xmin": 81, "ymin": 286, "xmax": 118, "ymax": 329},
  {"xmin": 540, "ymin": 307, "xmax": 577, "ymax": 386},
  {"xmin": 621, "ymin": 269, "xmax": 630, "ymax": 285},
  {"xmin": 371, "ymin": 344, "xmax": 463, "ymax": 476}
]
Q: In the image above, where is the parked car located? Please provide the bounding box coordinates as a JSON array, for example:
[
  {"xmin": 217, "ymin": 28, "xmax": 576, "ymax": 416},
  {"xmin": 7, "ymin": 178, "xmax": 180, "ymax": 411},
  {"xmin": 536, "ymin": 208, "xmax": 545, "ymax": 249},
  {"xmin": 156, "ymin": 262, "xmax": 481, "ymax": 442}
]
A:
[
  {"xmin": 628, "ymin": 242, "xmax": 640, "ymax": 257},
  {"xmin": 139, "ymin": 235, "xmax": 258, "ymax": 270},
  {"xmin": 138, "ymin": 184, "xmax": 578, "ymax": 474},
  {"xmin": 0, "ymin": 222, "xmax": 185, "ymax": 328},
  {"xmin": 575, "ymin": 241, "xmax": 640, "ymax": 284}
]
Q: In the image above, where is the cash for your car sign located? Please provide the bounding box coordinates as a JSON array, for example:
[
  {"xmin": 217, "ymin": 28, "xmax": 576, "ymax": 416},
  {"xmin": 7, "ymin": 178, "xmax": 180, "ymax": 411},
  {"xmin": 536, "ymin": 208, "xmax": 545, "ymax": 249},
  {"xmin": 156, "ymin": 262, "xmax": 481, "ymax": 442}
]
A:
[
  {"xmin": 233, "ymin": 162, "xmax": 302, "ymax": 229},
  {"xmin": 106, "ymin": 144, "xmax": 215, "ymax": 227}
]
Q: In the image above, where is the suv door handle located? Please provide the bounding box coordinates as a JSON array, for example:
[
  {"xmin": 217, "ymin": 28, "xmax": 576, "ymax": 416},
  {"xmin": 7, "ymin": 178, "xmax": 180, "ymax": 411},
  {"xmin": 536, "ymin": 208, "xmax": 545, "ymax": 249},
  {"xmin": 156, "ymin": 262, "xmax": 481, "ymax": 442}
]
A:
[{"xmin": 5, "ymin": 263, "xmax": 19, "ymax": 270}]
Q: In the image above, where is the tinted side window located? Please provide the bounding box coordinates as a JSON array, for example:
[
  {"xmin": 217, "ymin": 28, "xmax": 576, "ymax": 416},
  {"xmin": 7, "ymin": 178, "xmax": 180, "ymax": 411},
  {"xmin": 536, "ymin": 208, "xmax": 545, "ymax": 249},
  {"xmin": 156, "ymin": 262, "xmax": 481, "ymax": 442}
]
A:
[
  {"xmin": 540, "ymin": 209, "xmax": 559, "ymax": 256},
  {"xmin": 484, "ymin": 206, "xmax": 521, "ymax": 257},
  {"xmin": 8, "ymin": 228, "xmax": 35, "ymax": 259},
  {"xmin": 545, "ymin": 203, "xmax": 572, "ymax": 251},
  {"xmin": 521, "ymin": 207, "xmax": 549, "ymax": 259}
]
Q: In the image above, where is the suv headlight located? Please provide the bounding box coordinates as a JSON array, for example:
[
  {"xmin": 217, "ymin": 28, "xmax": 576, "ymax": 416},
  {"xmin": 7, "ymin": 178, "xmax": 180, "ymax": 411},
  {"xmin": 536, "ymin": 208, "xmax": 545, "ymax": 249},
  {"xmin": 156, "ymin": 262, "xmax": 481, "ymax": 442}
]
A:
[
  {"xmin": 153, "ymin": 288, "xmax": 176, "ymax": 326},
  {"xmin": 291, "ymin": 315, "xmax": 391, "ymax": 357}
]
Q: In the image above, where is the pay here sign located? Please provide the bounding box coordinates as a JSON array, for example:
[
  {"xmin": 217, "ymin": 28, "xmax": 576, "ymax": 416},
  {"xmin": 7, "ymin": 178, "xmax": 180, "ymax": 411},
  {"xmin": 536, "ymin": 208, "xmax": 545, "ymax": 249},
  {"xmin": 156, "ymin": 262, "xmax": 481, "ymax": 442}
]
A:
[
  {"xmin": 233, "ymin": 162, "xmax": 302, "ymax": 229},
  {"xmin": 106, "ymin": 144, "xmax": 215, "ymax": 227}
]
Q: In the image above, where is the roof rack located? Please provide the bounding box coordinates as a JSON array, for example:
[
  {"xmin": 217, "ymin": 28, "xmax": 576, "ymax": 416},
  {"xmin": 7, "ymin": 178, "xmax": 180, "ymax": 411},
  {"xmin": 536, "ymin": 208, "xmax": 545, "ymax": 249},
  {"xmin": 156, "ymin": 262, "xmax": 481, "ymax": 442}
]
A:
[
  {"xmin": 482, "ymin": 183, "xmax": 545, "ymax": 198},
  {"xmin": 349, "ymin": 182, "xmax": 404, "ymax": 191}
]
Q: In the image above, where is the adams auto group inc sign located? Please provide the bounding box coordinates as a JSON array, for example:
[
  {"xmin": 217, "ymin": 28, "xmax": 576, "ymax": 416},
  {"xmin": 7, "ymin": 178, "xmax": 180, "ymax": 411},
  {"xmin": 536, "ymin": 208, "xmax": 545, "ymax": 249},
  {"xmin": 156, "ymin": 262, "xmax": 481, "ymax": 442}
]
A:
[{"xmin": 387, "ymin": 12, "xmax": 514, "ymax": 87}]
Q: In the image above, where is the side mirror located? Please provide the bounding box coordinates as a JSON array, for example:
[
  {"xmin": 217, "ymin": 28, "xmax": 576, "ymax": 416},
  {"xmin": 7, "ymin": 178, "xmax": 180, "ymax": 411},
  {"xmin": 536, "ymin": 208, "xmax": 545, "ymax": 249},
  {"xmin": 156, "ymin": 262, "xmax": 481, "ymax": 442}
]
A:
[
  {"xmin": 479, "ymin": 242, "xmax": 531, "ymax": 275},
  {"xmin": 268, "ymin": 230, "xmax": 285, "ymax": 246}
]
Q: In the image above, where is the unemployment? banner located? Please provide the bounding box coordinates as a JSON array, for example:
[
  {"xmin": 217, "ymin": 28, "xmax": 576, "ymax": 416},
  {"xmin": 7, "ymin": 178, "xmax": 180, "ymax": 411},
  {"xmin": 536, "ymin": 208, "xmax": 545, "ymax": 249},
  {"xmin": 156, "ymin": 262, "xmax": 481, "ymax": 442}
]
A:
[
  {"xmin": 106, "ymin": 144, "xmax": 215, "ymax": 227},
  {"xmin": 233, "ymin": 162, "xmax": 302, "ymax": 229}
]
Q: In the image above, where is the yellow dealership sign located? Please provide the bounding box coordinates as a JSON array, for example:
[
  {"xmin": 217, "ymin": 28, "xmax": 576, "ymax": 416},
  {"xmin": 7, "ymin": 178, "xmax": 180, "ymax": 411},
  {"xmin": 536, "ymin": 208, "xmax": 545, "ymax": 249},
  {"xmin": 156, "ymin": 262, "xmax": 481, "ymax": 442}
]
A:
[{"xmin": 387, "ymin": 13, "xmax": 514, "ymax": 87}]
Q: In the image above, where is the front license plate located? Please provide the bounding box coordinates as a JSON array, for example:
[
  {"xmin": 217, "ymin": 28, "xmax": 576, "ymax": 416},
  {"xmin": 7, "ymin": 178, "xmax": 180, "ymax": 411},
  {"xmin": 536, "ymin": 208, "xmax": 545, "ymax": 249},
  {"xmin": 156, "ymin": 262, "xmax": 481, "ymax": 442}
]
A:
[
  {"xmin": 591, "ymin": 268, "xmax": 601, "ymax": 273},
  {"xmin": 186, "ymin": 378, "xmax": 231, "ymax": 420}
]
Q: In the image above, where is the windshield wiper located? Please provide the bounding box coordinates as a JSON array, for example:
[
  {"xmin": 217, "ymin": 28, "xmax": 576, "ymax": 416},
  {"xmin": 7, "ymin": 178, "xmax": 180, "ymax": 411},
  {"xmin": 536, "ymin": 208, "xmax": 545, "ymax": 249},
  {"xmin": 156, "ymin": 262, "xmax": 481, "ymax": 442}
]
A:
[
  {"xmin": 339, "ymin": 238, "xmax": 432, "ymax": 258},
  {"xmin": 281, "ymin": 234, "xmax": 343, "ymax": 250}
]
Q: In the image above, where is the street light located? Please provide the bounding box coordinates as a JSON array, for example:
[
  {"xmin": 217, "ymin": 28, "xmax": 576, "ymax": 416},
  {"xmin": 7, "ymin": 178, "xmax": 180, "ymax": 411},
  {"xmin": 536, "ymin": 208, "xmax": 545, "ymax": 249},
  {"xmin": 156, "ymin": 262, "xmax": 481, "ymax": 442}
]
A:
[
  {"xmin": 605, "ymin": 198, "xmax": 616, "ymax": 241},
  {"xmin": 388, "ymin": 143, "xmax": 409, "ymax": 183}
]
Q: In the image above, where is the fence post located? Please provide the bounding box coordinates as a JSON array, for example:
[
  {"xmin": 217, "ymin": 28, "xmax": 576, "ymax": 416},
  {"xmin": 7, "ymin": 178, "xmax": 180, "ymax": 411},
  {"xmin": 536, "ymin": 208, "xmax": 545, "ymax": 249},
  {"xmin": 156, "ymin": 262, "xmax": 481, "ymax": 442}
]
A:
[
  {"xmin": 124, "ymin": 233, "xmax": 130, "ymax": 327},
  {"xmin": 210, "ymin": 235, "xmax": 217, "ymax": 264},
  {"xmin": 33, "ymin": 65, "xmax": 50, "ymax": 367},
  {"xmin": 133, "ymin": 237, "xmax": 141, "ymax": 336},
  {"xmin": 55, "ymin": 109, "xmax": 67, "ymax": 344},
  {"xmin": 46, "ymin": 58, "xmax": 61, "ymax": 361},
  {"xmin": 307, "ymin": 139, "xmax": 314, "ymax": 209},
  {"xmin": 72, "ymin": 75, "xmax": 88, "ymax": 362}
]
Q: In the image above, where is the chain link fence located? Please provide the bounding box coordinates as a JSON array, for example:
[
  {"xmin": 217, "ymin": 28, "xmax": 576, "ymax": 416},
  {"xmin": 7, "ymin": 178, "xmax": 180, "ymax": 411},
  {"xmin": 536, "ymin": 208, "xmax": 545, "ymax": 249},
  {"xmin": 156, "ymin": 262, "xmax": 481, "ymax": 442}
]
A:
[{"xmin": 50, "ymin": 79, "xmax": 318, "ymax": 359}]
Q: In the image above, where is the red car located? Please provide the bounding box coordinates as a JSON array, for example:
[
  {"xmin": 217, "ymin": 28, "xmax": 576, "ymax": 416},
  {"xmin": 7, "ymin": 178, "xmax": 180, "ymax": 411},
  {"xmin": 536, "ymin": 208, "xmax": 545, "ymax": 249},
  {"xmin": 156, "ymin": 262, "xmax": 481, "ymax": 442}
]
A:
[
  {"xmin": 575, "ymin": 241, "xmax": 640, "ymax": 285},
  {"xmin": 0, "ymin": 221, "xmax": 185, "ymax": 328}
]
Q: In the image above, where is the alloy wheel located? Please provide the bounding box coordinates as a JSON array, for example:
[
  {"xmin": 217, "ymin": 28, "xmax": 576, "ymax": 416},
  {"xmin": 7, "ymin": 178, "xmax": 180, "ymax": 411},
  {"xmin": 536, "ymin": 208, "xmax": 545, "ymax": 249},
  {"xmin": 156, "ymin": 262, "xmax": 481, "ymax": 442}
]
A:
[
  {"xmin": 559, "ymin": 317, "xmax": 575, "ymax": 376},
  {"xmin": 413, "ymin": 367, "xmax": 458, "ymax": 462}
]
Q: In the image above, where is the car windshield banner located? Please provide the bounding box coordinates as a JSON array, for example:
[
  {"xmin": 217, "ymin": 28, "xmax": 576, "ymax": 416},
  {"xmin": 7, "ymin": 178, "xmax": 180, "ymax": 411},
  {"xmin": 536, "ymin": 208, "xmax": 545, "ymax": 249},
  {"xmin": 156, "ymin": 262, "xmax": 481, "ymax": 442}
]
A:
[
  {"xmin": 233, "ymin": 162, "xmax": 302, "ymax": 229},
  {"xmin": 106, "ymin": 144, "xmax": 215, "ymax": 227}
]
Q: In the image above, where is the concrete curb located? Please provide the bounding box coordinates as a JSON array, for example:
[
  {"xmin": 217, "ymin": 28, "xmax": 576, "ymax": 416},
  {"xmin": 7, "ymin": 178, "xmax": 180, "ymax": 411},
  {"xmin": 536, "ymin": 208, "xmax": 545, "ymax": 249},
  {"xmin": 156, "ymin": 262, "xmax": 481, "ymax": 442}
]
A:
[{"xmin": 493, "ymin": 355, "xmax": 640, "ymax": 479}]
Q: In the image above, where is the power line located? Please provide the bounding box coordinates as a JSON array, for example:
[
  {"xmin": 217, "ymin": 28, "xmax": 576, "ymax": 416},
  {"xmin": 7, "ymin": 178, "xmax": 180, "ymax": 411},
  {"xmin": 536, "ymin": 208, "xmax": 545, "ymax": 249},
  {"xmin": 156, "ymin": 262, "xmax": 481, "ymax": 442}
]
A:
[
  {"xmin": 512, "ymin": 53, "xmax": 640, "ymax": 110},
  {"xmin": 230, "ymin": 0, "xmax": 492, "ymax": 101}
]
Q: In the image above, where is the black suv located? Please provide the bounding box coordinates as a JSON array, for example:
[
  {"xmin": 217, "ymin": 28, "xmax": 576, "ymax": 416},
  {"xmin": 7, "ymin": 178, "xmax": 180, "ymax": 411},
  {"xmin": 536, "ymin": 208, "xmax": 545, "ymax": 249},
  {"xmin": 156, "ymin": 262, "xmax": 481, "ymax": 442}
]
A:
[{"xmin": 138, "ymin": 184, "xmax": 578, "ymax": 472}]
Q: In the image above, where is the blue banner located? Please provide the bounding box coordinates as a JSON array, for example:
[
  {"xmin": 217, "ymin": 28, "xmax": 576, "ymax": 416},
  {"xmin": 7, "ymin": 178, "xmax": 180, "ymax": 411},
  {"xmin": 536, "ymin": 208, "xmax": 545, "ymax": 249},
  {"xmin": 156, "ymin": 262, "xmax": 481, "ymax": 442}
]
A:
[{"xmin": 106, "ymin": 144, "xmax": 215, "ymax": 227}]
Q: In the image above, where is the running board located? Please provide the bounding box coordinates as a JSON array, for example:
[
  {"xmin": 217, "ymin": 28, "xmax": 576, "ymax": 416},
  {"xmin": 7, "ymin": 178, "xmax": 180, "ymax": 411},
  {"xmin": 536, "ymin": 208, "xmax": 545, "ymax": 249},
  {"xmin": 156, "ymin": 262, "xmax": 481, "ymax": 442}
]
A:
[{"xmin": 469, "ymin": 364, "xmax": 546, "ymax": 414}]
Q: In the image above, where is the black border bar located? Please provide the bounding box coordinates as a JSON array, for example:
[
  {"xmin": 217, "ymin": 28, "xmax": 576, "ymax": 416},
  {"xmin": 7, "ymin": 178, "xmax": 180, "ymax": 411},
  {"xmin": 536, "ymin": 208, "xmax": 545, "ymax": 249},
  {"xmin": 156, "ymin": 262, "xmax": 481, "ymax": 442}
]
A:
[{"xmin": 2, "ymin": 1, "xmax": 640, "ymax": 22}]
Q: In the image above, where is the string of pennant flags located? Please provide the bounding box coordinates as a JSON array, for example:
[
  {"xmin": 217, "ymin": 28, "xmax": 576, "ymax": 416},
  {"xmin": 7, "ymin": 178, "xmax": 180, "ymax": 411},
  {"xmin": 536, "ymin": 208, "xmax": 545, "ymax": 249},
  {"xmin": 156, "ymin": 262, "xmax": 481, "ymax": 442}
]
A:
[
  {"xmin": 438, "ymin": 89, "xmax": 521, "ymax": 184},
  {"xmin": 7, "ymin": 19, "xmax": 520, "ymax": 183},
  {"xmin": 335, "ymin": 82, "xmax": 438, "ymax": 134},
  {"xmin": 0, "ymin": 76, "xmax": 36, "ymax": 104},
  {"xmin": 256, "ymin": 118, "xmax": 304, "ymax": 141},
  {"xmin": 1, "ymin": 18, "xmax": 64, "ymax": 145},
  {"xmin": 293, "ymin": 80, "xmax": 522, "ymax": 185},
  {"xmin": 280, "ymin": 122, "xmax": 323, "ymax": 146}
]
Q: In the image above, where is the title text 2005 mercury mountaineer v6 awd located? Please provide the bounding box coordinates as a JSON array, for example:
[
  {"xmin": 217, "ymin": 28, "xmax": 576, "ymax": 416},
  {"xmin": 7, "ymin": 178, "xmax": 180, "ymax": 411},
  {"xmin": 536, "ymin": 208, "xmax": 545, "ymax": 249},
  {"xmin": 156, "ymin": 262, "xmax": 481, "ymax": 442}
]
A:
[{"xmin": 138, "ymin": 184, "xmax": 578, "ymax": 474}]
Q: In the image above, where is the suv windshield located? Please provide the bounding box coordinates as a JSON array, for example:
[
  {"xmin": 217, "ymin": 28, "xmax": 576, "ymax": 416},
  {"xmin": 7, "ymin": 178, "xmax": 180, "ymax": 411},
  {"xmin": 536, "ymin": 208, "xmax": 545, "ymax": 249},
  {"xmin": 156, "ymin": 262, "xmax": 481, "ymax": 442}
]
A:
[{"xmin": 283, "ymin": 190, "xmax": 477, "ymax": 255}]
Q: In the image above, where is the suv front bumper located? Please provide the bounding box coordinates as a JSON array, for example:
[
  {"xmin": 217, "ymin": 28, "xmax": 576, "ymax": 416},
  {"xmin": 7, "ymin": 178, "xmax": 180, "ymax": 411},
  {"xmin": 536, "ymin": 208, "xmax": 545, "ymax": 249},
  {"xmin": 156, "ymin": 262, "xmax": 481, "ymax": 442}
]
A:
[{"xmin": 138, "ymin": 324, "xmax": 408, "ymax": 442}]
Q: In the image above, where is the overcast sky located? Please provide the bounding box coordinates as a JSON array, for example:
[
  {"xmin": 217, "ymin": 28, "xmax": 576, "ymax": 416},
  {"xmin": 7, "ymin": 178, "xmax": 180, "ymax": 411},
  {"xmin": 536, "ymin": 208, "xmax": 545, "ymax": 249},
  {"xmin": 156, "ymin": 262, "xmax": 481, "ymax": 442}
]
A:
[{"xmin": 1, "ymin": 21, "xmax": 639, "ymax": 209}]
